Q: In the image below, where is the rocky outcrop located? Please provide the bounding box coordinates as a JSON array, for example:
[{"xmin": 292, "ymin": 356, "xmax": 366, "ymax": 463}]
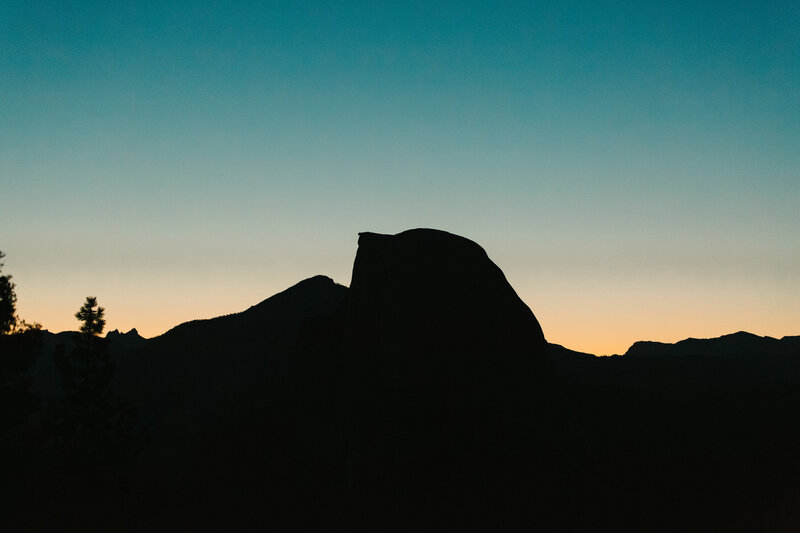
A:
[{"xmin": 344, "ymin": 228, "xmax": 547, "ymax": 393}]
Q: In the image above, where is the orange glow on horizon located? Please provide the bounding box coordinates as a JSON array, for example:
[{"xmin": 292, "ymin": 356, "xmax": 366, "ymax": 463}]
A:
[{"xmin": 17, "ymin": 272, "xmax": 799, "ymax": 357}]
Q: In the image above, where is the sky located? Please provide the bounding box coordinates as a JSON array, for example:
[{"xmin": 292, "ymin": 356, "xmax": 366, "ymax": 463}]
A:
[{"xmin": 2, "ymin": 0, "xmax": 798, "ymax": 355}]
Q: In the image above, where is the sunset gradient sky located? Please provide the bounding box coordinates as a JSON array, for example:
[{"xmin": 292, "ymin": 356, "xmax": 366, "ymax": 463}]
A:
[{"xmin": 2, "ymin": 1, "xmax": 798, "ymax": 354}]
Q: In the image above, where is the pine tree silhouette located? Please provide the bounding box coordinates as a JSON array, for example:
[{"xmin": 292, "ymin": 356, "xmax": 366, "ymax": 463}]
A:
[
  {"xmin": 1, "ymin": 251, "xmax": 44, "ymax": 529},
  {"xmin": 49, "ymin": 297, "xmax": 143, "ymax": 483},
  {"xmin": 0, "ymin": 250, "xmax": 17, "ymax": 334}
]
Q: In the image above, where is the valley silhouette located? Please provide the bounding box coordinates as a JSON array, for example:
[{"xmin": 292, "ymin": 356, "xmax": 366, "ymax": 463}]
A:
[{"xmin": 3, "ymin": 229, "xmax": 800, "ymax": 532}]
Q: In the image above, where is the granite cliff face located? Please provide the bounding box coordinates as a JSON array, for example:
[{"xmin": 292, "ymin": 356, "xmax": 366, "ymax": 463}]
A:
[
  {"xmin": 344, "ymin": 228, "xmax": 547, "ymax": 392},
  {"xmin": 310, "ymin": 229, "xmax": 566, "ymax": 531}
]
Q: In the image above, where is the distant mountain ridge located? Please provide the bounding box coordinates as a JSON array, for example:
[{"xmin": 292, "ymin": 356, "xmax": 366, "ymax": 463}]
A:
[
  {"xmin": 115, "ymin": 274, "xmax": 348, "ymax": 432},
  {"xmin": 45, "ymin": 315, "xmax": 798, "ymax": 366},
  {"xmin": 40, "ymin": 327, "xmax": 800, "ymax": 362},
  {"xmin": 625, "ymin": 331, "xmax": 800, "ymax": 358}
]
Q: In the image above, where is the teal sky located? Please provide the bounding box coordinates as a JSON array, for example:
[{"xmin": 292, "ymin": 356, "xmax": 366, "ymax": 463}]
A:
[{"xmin": 2, "ymin": 1, "xmax": 799, "ymax": 354}]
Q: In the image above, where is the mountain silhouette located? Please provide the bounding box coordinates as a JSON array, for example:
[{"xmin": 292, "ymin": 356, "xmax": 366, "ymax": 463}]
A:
[
  {"xmin": 626, "ymin": 330, "xmax": 800, "ymax": 358},
  {"xmin": 8, "ymin": 229, "xmax": 800, "ymax": 532},
  {"xmin": 104, "ymin": 229, "xmax": 589, "ymax": 531},
  {"xmin": 282, "ymin": 229, "xmax": 574, "ymax": 531},
  {"xmin": 115, "ymin": 276, "xmax": 348, "ymax": 494},
  {"xmin": 345, "ymin": 229, "xmax": 547, "ymax": 385}
]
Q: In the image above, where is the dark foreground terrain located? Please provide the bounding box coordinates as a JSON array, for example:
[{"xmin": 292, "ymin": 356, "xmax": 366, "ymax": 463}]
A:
[{"xmin": 3, "ymin": 229, "xmax": 800, "ymax": 532}]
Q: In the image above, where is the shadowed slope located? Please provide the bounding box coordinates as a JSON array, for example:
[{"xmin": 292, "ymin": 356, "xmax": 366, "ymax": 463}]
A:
[
  {"xmin": 119, "ymin": 274, "xmax": 347, "ymax": 422},
  {"xmin": 108, "ymin": 275, "xmax": 349, "ymax": 531}
]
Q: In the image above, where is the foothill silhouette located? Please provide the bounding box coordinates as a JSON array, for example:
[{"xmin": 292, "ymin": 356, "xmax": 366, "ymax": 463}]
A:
[{"xmin": 1, "ymin": 232, "xmax": 799, "ymax": 532}]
